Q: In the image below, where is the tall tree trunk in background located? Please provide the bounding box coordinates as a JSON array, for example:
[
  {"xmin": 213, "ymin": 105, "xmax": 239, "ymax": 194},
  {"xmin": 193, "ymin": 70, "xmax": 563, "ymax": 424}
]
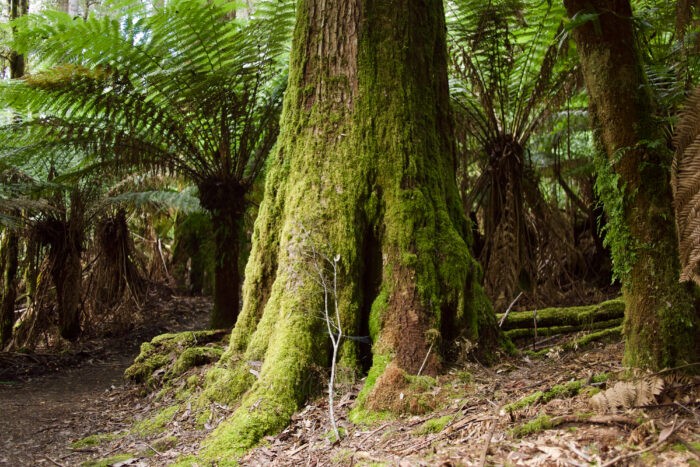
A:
[
  {"xmin": 202, "ymin": 0, "xmax": 498, "ymax": 458},
  {"xmin": 1, "ymin": 0, "xmax": 29, "ymax": 348},
  {"xmin": 0, "ymin": 230, "xmax": 18, "ymax": 348},
  {"xmin": 564, "ymin": 0, "xmax": 699, "ymax": 369}
]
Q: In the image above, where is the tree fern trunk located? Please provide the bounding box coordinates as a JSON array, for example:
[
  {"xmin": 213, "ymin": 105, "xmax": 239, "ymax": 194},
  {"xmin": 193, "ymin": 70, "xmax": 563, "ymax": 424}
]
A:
[
  {"xmin": 564, "ymin": 0, "xmax": 699, "ymax": 369},
  {"xmin": 202, "ymin": 0, "xmax": 498, "ymax": 459},
  {"xmin": 209, "ymin": 209, "xmax": 243, "ymax": 329}
]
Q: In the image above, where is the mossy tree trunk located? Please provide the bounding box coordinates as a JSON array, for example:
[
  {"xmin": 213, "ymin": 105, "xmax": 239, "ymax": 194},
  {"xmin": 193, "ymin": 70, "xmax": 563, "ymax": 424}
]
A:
[
  {"xmin": 203, "ymin": 0, "xmax": 497, "ymax": 457},
  {"xmin": 564, "ymin": 0, "xmax": 699, "ymax": 369}
]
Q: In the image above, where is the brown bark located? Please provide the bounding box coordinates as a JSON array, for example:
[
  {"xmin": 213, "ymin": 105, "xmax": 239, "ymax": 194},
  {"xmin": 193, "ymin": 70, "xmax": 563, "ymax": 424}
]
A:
[
  {"xmin": 208, "ymin": 209, "xmax": 242, "ymax": 329},
  {"xmin": 564, "ymin": 0, "xmax": 699, "ymax": 369},
  {"xmin": 203, "ymin": 0, "xmax": 497, "ymax": 456},
  {"xmin": 0, "ymin": 231, "xmax": 19, "ymax": 348}
]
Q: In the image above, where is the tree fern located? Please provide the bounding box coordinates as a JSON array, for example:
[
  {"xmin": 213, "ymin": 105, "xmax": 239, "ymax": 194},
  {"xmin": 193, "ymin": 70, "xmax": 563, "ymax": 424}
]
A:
[
  {"xmin": 447, "ymin": 0, "xmax": 582, "ymax": 308},
  {"xmin": 1, "ymin": 0, "xmax": 295, "ymax": 326}
]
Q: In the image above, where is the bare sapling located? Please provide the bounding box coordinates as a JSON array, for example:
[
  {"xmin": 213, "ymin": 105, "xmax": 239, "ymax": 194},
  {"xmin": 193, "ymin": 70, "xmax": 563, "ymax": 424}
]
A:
[{"xmin": 301, "ymin": 226, "xmax": 342, "ymax": 441}]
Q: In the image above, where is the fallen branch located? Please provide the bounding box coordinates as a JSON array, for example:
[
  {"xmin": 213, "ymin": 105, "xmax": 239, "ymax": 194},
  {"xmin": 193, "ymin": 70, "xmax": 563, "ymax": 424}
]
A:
[
  {"xmin": 497, "ymin": 298, "xmax": 624, "ymax": 330},
  {"xmin": 478, "ymin": 415, "xmax": 499, "ymax": 467}
]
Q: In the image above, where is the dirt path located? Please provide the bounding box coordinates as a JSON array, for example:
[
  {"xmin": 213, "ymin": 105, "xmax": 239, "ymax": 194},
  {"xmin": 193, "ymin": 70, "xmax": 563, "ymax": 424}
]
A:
[
  {"xmin": 0, "ymin": 357, "xmax": 131, "ymax": 466},
  {"xmin": 0, "ymin": 294, "xmax": 211, "ymax": 466}
]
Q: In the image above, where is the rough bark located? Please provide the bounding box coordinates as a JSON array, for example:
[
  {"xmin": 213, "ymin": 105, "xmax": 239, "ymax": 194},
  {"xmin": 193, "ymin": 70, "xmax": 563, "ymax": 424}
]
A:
[
  {"xmin": 0, "ymin": 230, "xmax": 19, "ymax": 348},
  {"xmin": 1, "ymin": 0, "xmax": 28, "ymax": 348},
  {"xmin": 209, "ymin": 208, "xmax": 243, "ymax": 329},
  {"xmin": 202, "ymin": 0, "xmax": 498, "ymax": 459},
  {"xmin": 564, "ymin": 0, "xmax": 699, "ymax": 369}
]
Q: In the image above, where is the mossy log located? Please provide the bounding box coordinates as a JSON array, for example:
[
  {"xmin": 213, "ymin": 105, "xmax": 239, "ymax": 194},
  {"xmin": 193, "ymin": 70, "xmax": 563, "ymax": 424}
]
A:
[
  {"xmin": 504, "ymin": 317, "xmax": 623, "ymax": 339},
  {"xmin": 124, "ymin": 329, "xmax": 228, "ymax": 389},
  {"xmin": 497, "ymin": 298, "xmax": 624, "ymax": 330}
]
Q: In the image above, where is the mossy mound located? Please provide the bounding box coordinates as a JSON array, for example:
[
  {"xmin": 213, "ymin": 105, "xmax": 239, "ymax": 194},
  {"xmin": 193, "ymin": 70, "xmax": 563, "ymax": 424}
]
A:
[{"xmin": 124, "ymin": 329, "xmax": 229, "ymax": 389}]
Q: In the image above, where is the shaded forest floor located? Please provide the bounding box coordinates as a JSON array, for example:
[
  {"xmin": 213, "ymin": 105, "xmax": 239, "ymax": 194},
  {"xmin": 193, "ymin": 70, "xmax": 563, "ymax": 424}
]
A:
[{"xmin": 0, "ymin": 294, "xmax": 699, "ymax": 466}]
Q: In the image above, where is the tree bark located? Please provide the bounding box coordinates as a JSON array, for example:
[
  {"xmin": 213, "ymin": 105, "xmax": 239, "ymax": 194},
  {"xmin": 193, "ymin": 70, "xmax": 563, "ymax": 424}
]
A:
[
  {"xmin": 563, "ymin": 0, "xmax": 699, "ymax": 369},
  {"xmin": 1, "ymin": 0, "xmax": 28, "ymax": 348},
  {"xmin": 202, "ymin": 0, "xmax": 498, "ymax": 458},
  {"xmin": 0, "ymin": 230, "xmax": 19, "ymax": 348},
  {"xmin": 209, "ymin": 209, "xmax": 243, "ymax": 328}
]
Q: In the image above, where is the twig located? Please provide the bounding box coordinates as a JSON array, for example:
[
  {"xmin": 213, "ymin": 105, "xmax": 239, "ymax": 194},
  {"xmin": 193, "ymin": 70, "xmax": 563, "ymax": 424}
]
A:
[
  {"xmin": 478, "ymin": 416, "xmax": 499, "ymax": 467},
  {"xmin": 532, "ymin": 309, "xmax": 538, "ymax": 351},
  {"xmin": 145, "ymin": 441, "xmax": 162, "ymax": 456},
  {"xmin": 499, "ymin": 292, "xmax": 523, "ymax": 327},
  {"xmin": 45, "ymin": 457, "xmax": 65, "ymax": 467},
  {"xmin": 360, "ymin": 422, "xmax": 391, "ymax": 445},
  {"xmin": 550, "ymin": 414, "xmax": 638, "ymax": 428},
  {"xmin": 416, "ymin": 342, "xmax": 434, "ymax": 377}
]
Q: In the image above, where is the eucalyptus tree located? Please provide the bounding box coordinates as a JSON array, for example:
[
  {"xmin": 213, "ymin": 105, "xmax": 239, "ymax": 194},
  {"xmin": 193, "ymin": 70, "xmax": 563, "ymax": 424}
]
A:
[
  {"xmin": 446, "ymin": 0, "xmax": 581, "ymax": 308},
  {"xmin": 0, "ymin": 0, "xmax": 28, "ymax": 348},
  {"xmin": 564, "ymin": 0, "xmax": 698, "ymax": 369},
  {"xmin": 200, "ymin": 0, "xmax": 500, "ymax": 458},
  {"xmin": 4, "ymin": 0, "xmax": 294, "ymax": 327}
]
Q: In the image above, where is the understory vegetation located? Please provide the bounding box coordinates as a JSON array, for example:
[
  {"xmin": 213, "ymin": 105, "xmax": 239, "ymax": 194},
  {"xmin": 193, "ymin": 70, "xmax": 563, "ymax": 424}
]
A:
[{"xmin": 0, "ymin": 0, "xmax": 699, "ymax": 464}]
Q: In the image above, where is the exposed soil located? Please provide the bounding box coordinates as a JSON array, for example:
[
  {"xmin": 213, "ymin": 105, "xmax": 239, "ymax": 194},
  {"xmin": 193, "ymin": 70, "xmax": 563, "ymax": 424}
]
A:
[
  {"xmin": 0, "ymin": 295, "xmax": 698, "ymax": 466},
  {"xmin": 0, "ymin": 291, "xmax": 212, "ymax": 466}
]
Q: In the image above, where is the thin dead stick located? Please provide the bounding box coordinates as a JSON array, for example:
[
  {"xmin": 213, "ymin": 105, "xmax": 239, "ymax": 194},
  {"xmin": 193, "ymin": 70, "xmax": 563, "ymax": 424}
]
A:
[
  {"xmin": 499, "ymin": 291, "xmax": 523, "ymax": 327},
  {"xmin": 478, "ymin": 416, "xmax": 499, "ymax": 467},
  {"xmin": 416, "ymin": 342, "xmax": 434, "ymax": 376},
  {"xmin": 45, "ymin": 457, "xmax": 65, "ymax": 467}
]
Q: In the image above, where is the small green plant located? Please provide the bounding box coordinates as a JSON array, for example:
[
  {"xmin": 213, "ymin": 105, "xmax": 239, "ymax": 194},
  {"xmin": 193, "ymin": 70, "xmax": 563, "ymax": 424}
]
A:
[
  {"xmin": 415, "ymin": 415, "xmax": 453, "ymax": 435},
  {"xmin": 511, "ymin": 414, "xmax": 552, "ymax": 437},
  {"xmin": 132, "ymin": 405, "xmax": 179, "ymax": 436}
]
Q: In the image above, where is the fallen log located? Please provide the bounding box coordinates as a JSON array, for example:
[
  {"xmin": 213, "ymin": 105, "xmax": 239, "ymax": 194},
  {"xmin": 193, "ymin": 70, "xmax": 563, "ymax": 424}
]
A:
[
  {"xmin": 497, "ymin": 298, "xmax": 624, "ymax": 330},
  {"xmin": 504, "ymin": 317, "xmax": 623, "ymax": 339}
]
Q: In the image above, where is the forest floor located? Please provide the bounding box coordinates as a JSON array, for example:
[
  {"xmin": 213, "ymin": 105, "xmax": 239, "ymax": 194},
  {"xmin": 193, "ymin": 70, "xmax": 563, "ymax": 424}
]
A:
[{"xmin": 0, "ymin": 293, "xmax": 699, "ymax": 466}]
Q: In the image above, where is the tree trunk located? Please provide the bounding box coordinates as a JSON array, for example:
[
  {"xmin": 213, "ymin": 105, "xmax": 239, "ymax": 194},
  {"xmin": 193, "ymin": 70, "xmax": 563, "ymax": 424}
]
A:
[
  {"xmin": 564, "ymin": 0, "xmax": 699, "ymax": 369},
  {"xmin": 203, "ymin": 0, "xmax": 498, "ymax": 458},
  {"xmin": 0, "ymin": 230, "xmax": 19, "ymax": 348},
  {"xmin": 2, "ymin": 0, "xmax": 28, "ymax": 348},
  {"xmin": 48, "ymin": 190, "xmax": 85, "ymax": 342},
  {"xmin": 209, "ymin": 209, "xmax": 242, "ymax": 329}
]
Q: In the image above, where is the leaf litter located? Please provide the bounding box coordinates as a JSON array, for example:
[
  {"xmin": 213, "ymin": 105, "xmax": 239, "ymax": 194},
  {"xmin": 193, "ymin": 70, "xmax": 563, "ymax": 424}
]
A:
[{"xmin": 1, "ymin": 300, "xmax": 699, "ymax": 466}]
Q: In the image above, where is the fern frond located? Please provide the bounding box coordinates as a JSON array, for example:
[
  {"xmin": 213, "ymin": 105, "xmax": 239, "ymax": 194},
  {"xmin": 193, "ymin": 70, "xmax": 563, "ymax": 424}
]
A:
[{"xmin": 673, "ymin": 86, "xmax": 700, "ymax": 283}]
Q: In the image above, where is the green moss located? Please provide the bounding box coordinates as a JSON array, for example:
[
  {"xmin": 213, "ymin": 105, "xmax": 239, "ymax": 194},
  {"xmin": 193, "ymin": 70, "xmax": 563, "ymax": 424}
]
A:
[
  {"xmin": 70, "ymin": 433, "xmax": 117, "ymax": 449},
  {"xmin": 351, "ymin": 352, "xmax": 390, "ymax": 418},
  {"xmin": 414, "ymin": 415, "xmax": 453, "ymax": 435},
  {"xmin": 170, "ymin": 346, "xmax": 223, "ymax": 378},
  {"xmin": 170, "ymin": 455, "xmax": 201, "ymax": 467},
  {"xmin": 80, "ymin": 453, "xmax": 135, "ymax": 467},
  {"xmin": 511, "ymin": 414, "xmax": 553, "ymax": 437},
  {"xmin": 456, "ymin": 370, "xmax": 473, "ymax": 384},
  {"xmin": 196, "ymin": 409, "xmax": 212, "ymax": 429},
  {"xmin": 132, "ymin": 405, "xmax": 179, "ymax": 436},
  {"xmin": 504, "ymin": 391, "xmax": 544, "ymax": 413},
  {"xmin": 368, "ymin": 289, "xmax": 388, "ymax": 342},
  {"xmin": 126, "ymin": 330, "xmax": 228, "ymax": 390},
  {"xmin": 505, "ymin": 379, "xmax": 587, "ymax": 413}
]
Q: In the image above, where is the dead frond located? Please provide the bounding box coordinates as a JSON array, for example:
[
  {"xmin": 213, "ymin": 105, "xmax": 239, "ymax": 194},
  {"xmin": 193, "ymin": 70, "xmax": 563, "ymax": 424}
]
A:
[{"xmin": 673, "ymin": 85, "xmax": 700, "ymax": 283}]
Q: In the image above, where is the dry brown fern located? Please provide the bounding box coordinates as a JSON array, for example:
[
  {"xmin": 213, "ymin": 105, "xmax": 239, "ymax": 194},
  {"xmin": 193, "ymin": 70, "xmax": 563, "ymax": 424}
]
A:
[
  {"xmin": 673, "ymin": 85, "xmax": 700, "ymax": 283},
  {"xmin": 590, "ymin": 377, "xmax": 664, "ymax": 413}
]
